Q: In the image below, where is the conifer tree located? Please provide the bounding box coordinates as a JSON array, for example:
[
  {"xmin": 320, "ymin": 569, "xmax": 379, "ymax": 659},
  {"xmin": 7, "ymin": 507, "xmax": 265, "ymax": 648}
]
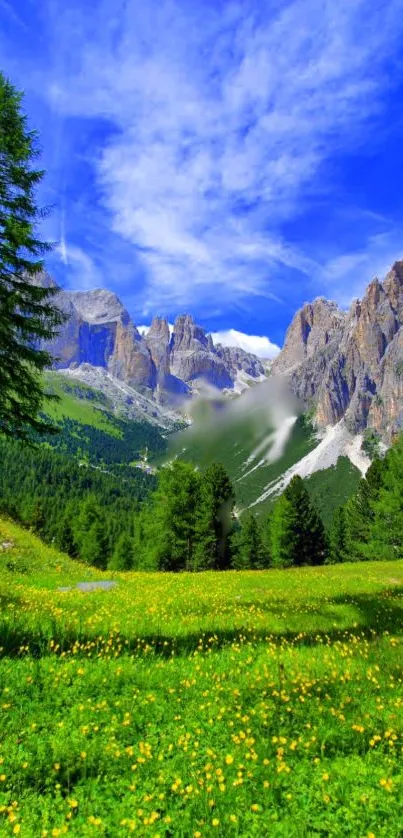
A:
[
  {"xmin": 139, "ymin": 461, "xmax": 201, "ymax": 571},
  {"xmin": 108, "ymin": 532, "xmax": 134, "ymax": 571},
  {"xmin": 328, "ymin": 506, "xmax": 347, "ymax": 564},
  {"xmin": 194, "ymin": 463, "xmax": 235, "ymax": 570},
  {"xmin": 270, "ymin": 493, "xmax": 298, "ymax": 568},
  {"xmin": 260, "ymin": 512, "xmax": 273, "ymax": 568},
  {"xmin": 56, "ymin": 511, "xmax": 77, "ymax": 557},
  {"xmin": 271, "ymin": 476, "xmax": 327, "ymax": 567},
  {"xmin": 30, "ymin": 501, "xmax": 46, "ymax": 535},
  {"xmin": 344, "ymin": 458, "xmax": 384, "ymax": 560},
  {"xmin": 0, "ymin": 72, "xmax": 65, "ymax": 439},
  {"xmin": 366, "ymin": 439, "xmax": 403, "ymax": 560},
  {"xmin": 80, "ymin": 520, "xmax": 109, "ymax": 569},
  {"xmin": 232, "ymin": 512, "xmax": 267, "ymax": 569}
]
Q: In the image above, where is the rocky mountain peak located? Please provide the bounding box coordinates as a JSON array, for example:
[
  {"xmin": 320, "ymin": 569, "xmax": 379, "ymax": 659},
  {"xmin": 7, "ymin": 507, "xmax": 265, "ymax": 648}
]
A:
[
  {"xmin": 383, "ymin": 260, "xmax": 403, "ymax": 316},
  {"xmin": 147, "ymin": 316, "xmax": 171, "ymax": 343},
  {"xmin": 67, "ymin": 289, "xmax": 131, "ymax": 327},
  {"xmin": 171, "ymin": 314, "xmax": 209, "ymax": 354},
  {"xmin": 41, "ymin": 278, "xmax": 266, "ymax": 401},
  {"xmin": 273, "ymin": 297, "xmax": 345, "ymax": 374},
  {"xmin": 145, "ymin": 317, "xmax": 171, "ymax": 390},
  {"xmin": 274, "ymin": 257, "xmax": 403, "ymax": 439}
]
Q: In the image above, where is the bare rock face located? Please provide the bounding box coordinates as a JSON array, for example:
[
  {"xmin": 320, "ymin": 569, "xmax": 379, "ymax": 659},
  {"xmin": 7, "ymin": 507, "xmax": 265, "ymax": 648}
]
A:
[
  {"xmin": 275, "ymin": 260, "xmax": 403, "ymax": 438},
  {"xmin": 41, "ymin": 286, "xmax": 155, "ymax": 390},
  {"xmin": 67, "ymin": 289, "xmax": 129, "ymax": 325},
  {"xmin": 145, "ymin": 317, "xmax": 171, "ymax": 386},
  {"xmin": 170, "ymin": 315, "xmax": 232, "ymax": 388},
  {"xmin": 108, "ymin": 320, "xmax": 155, "ymax": 390},
  {"xmin": 40, "ymin": 283, "xmax": 267, "ymax": 400},
  {"xmin": 47, "ymin": 290, "xmax": 82, "ymax": 368},
  {"xmin": 214, "ymin": 344, "xmax": 266, "ymax": 379},
  {"xmin": 273, "ymin": 298, "xmax": 346, "ymax": 374}
]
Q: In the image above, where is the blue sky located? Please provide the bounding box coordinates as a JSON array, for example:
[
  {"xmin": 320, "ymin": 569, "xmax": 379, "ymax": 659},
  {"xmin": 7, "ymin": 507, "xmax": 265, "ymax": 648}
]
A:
[{"xmin": 1, "ymin": 0, "xmax": 403, "ymax": 356}]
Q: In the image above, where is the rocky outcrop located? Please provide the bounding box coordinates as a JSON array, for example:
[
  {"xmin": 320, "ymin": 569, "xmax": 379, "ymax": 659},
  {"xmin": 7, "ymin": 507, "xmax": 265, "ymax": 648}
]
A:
[
  {"xmin": 145, "ymin": 317, "xmax": 170, "ymax": 389},
  {"xmin": 273, "ymin": 298, "xmax": 346, "ymax": 374},
  {"xmin": 274, "ymin": 260, "xmax": 403, "ymax": 438},
  {"xmin": 39, "ymin": 279, "xmax": 265, "ymax": 401},
  {"xmin": 170, "ymin": 315, "xmax": 232, "ymax": 388},
  {"xmin": 107, "ymin": 320, "xmax": 155, "ymax": 390},
  {"xmin": 215, "ymin": 344, "xmax": 266, "ymax": 380}
]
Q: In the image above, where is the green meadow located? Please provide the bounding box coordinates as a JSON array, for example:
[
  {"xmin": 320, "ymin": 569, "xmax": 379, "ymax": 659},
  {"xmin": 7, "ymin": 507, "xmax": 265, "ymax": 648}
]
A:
[{"xmin": 0, "ymin": 517, "xmax": 402, "ymax": 838}]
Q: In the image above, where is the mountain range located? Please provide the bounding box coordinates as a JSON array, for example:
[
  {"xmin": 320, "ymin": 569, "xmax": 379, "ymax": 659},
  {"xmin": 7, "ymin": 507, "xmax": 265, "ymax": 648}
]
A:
[
  {"xmin": 41, "ymin": 259, "xmax": 403, "ymax": 443},
  {"xmin": 40, "ymin": 275, "xmax": 267, "ymax": 409}
]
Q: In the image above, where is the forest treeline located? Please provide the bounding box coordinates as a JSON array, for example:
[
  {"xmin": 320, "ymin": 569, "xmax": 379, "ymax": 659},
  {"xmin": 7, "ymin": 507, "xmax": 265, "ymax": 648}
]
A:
[
  {"xmin": 0, "ymin": 439, "xmax": 155, "ymax": 564},
  {"xmin": 1, "ymin": 433, "xmax": 402, "ymax": 571},
  {"xmin": 36, "ymin": 415, "xmax": 167, "ymax": 467}
]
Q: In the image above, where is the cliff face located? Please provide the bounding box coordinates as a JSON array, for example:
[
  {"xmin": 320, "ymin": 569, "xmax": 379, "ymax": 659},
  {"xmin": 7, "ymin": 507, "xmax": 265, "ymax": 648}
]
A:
[
  {"xmin": 214, "ymin": 344, "xmax": 266, "ymax": 380},
  {"xmin": 40, "ymin": 280, "xmax": 265, "ymax": 399},
  {"xmin": 273, "ymin": 298, "xmax": 346, "ymax": 373},
  {"xmin": 273, "ymin": 260, "xmax": 403, "ymax": 438},
  {"xmin": 169, "ymin": 315, "xmax": 232, "ymax": 389}
]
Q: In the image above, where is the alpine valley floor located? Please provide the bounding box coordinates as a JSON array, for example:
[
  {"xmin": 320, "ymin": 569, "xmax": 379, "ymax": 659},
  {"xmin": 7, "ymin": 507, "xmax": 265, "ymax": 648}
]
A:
[{"xmin": 0, "ymin": 518, "xmax": 402, "ymax": 837}]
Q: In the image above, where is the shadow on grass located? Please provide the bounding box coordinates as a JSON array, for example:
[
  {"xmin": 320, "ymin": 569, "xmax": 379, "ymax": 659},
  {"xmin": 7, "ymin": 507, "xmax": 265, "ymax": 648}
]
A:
[{"xmin": 0, "ymin": 588, "xmax": 402, "ymax": 659}]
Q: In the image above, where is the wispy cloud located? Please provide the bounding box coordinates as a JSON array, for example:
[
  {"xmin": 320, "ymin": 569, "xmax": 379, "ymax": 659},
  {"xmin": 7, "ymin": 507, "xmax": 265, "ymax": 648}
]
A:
[
  {"xmin": 55, "ymin": 242, "xmax": 101, "ymax": 291},
  {"xmin": 323, "ymin": 231, "xmax": 403, "ymax": 306},
  {"xmin": 6, "ymin": 0, "xmax": 403, "ymax": 317}
]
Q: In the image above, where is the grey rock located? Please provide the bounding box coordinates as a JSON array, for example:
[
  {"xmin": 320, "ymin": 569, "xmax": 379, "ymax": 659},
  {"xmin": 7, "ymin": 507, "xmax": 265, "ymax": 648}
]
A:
[
  {"xmin": 170, "ymin": 315, "xmax": 232, "ymax": 387},
  {"xmin": 215, "ymin": 344, "xmax": 266, "ymax": 379},
  {"xmin": 274, "ymin": 260, "xmax": 403, "ymax": 439},
  {"xmin": 39, "ymin": 277, "xmax": 269, "ymax": 404}
]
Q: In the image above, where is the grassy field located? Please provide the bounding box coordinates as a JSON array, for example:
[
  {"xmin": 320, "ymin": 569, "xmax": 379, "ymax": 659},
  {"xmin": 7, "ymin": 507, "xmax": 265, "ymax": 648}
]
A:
[
  {"xmin": 43, "ymin": 374, "xmax": 121, "ymax": 437},
  {"xmin": 0, "ymin": 518, "xmax": 402, "ymax": 837}
]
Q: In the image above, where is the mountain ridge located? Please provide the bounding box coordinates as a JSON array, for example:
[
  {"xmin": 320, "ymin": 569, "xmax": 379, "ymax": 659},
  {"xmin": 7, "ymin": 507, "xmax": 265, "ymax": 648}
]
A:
[
  {"xmin": 272, "ymin": 259, "xmax": 403, "ymax": 440},
  {"xmin": 40, "ymin": 274, "xmax": 267, "ymax": 405}
]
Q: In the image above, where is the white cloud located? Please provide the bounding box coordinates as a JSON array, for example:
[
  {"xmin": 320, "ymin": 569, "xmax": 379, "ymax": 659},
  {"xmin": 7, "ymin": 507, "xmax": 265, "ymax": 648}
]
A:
[
  {"xmin": 43, "ymin": 0, "xmax": 403, "ymax": 310},
  {"xmin": 55, "ymin": 242, "xmax": 101, "ymax": 290},
  {"xmin": 211, "ymin": 329, "xmax": 280, "ymax": 359}
]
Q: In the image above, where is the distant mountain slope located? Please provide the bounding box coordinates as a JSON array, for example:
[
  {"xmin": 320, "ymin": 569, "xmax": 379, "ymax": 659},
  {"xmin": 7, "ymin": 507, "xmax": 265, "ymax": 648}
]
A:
[
  {"xmin": 158, "ymin": 375, "xmax": 366, "ymax": 521},
  {"xmin": 42, "ymin": 372, "xmax": 169, "ymax": 468}
]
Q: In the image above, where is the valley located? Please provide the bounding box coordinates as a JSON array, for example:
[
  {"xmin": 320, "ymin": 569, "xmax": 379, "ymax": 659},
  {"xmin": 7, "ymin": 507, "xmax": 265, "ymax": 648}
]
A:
[{"xmin": 1, "ymin": 20, "xmax": 403, "ymax": 838}]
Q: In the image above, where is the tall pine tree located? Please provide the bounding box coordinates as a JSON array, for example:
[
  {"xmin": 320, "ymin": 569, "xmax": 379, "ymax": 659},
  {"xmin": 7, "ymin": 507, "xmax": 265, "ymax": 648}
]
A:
[
  {"xmin": 271, "ymin": 476, "xmax": 328, "ymax": 567},
  {"xmin": 81, "ymin": 520, "xmax": 109, "ymax": 569},
  {"xmin": 328, "ymin": 506, "xmax": 347, "ymax": 564},
  {"xmin": 108, "ymin": 532, "xmax": 134, "ymax": 571},
  {"xmin": 344, "ymin": 458, "xmax": 384, "ymax": 560},
  {"xmin": 0, "ymin": 73, "xmax": 65, "ymax": 440},
  {"xmin": 138, "ymin": 461, "xmax": 201, "ymax": 571},
  {"xmin": 232, "ymin": 512, "xmax": 267, "ymax": 569},
  {"xmin": 366, "ymin": 439, "xmax": 403, "ymax": 560},
  {"xmin": 194, "ymin": 463, "xmax": 235, "ymax": 570}
]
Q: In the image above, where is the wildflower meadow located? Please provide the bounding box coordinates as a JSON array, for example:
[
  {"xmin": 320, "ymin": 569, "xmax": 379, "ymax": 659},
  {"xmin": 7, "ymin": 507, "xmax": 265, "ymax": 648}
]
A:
[{"xmin": 0, "ymin": 519, "xmax": 402, "ymax": 837}]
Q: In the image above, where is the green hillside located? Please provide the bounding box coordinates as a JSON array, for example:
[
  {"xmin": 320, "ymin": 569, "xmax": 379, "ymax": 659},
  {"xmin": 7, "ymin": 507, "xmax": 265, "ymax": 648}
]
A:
[
  {"xmin": 44, "ymin": 372, "xmax": 121, "ymax": 435},
  {"xmin": 164, "ymin": 406, "xmax": 361, "ymax": 523},
  {"xmin": 41, "ymin": 373, "xmax": 167, "ymax": 466},
  {"xmin": 164, "ymin": 411, "xmax": 317, "ymax": 513},
  {"xmin": 0, "ymin": 517, "xmax": 402, "ymax": 836},
  {"xmin": 305, "ymin": 457, "xmax": 362, "ymax": 528}
]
